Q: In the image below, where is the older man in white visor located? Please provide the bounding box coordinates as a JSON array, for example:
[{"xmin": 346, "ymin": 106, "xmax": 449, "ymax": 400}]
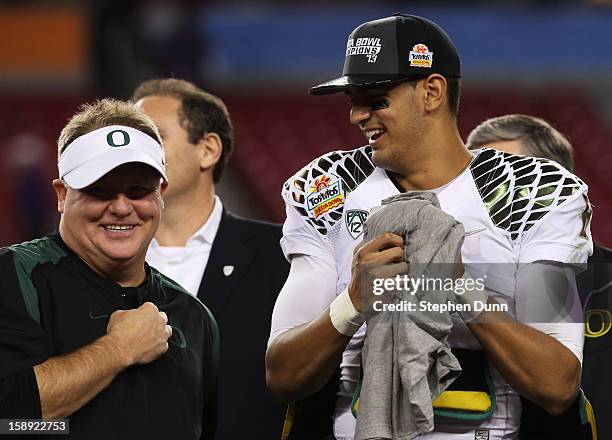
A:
[{"xmin": 0, "ymin": 99, "xmax": 219, "ymax": 440}]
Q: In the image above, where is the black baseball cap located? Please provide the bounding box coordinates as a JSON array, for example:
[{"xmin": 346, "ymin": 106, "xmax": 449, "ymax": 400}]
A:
[{"xmin": 309, "ymin": 13, "xmax": 461, "ymax": 95}]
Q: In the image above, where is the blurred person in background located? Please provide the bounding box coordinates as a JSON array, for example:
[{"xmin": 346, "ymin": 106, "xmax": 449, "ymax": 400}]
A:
[
  {"xmin": 0, "ymin": 99, "xmax": 218, "ymax": 439},
  {"xmin": 466, "ymin": 114, "xmax": 574, "ymax": 170},
  {"xmin": 132, "ymin": 79, "xmax": 289, "ymax": 440},
  {"xmin": 6, "ymin": 132, "xmax": 53, "ymax": 240},
  {"xmin": 467, "ymin": 113, "xmax": 612, "ymax": 439},
  {"xmin": 266, "ymin": 14, "xmax": 593, "ymax": 440}
]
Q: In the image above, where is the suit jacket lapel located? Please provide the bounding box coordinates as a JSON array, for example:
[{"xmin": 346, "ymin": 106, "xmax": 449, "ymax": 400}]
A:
[{"xmin": 197, "ymin": 209, "xmax": 256, "ymax": 318}]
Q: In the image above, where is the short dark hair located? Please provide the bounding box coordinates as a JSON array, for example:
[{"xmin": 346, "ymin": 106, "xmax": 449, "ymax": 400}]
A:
[
  {"xmin": 466, "ymin": 114, "xmax": 574, "ymax": 172},
  {"xmin": 131, "ymin": 78, "xmax": 233, "ymax": 183},
  {"xmin": 446, "ymin": 77, "xmax": 461, "ymax": 118},
  {"xmin": 58, "ymin": 99, "xmax": 161, "ymax": 159}
]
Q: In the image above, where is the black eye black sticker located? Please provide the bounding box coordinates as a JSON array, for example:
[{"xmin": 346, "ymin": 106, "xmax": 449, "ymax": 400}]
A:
[{"xmin": 369, "ymin": 99, "xmax": 389, "ymax": 111}]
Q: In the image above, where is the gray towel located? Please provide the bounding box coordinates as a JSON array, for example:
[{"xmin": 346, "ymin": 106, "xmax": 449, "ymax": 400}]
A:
[{"xmin": 355, "ymin": 192, "xmax": 464, "ymax": 440}]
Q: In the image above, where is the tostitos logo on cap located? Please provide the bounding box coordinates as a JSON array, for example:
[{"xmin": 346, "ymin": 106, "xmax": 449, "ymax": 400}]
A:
[{"xmin": 409, "ymin": 44, "xmax": 433, "ymax": 68}]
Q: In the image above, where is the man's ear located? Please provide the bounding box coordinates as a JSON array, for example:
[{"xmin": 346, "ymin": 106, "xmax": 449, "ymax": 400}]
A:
[
  {"xmin": 159, "ymin": 179, "xmax": 169, "ymax": 196},
  {"xmin": 52, "ymin": 179, "xmax": 67, "ymax": 213},
  {"xmin": 422, "ymin": 74, "xmax": 447, "ymax": 114},
  {"xmin": 159, "ymin": 179, "xmax": 168, "ymax": 209},
  {"xmin": 197, "ymin": 132, "xmax": 223, "ymax": 172}
]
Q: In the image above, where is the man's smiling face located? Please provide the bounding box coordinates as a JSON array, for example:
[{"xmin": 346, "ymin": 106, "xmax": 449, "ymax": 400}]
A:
[{"xmin": 55, "ymin": 162, "xmax": 167, "ymax": 271}]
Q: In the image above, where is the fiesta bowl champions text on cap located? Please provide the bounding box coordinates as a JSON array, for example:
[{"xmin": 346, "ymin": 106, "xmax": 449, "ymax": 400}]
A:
[
  {"xmin": 58, "ymin": 125, "xmax": 168, "ymax": 189},
  {"xmin": 309, "ymin": 13, "xmax": 461, "ymax": 95}
]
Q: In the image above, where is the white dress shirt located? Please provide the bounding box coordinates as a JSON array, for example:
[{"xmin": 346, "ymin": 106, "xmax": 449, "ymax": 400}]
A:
[{"xmin": 147, "ymin": 196, "xmax": 223, "ymax": 296}]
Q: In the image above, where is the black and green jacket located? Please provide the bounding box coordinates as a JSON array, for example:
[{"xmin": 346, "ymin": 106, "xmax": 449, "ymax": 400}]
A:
[{"xmin": 0, "ymin": 232, "xmax": 219, "ymax": 439}]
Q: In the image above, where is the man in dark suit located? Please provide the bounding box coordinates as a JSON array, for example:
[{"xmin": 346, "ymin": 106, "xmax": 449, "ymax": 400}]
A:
[{"xmin": 132, "ymin": 79, "xmax": 289, "ymax": 440}]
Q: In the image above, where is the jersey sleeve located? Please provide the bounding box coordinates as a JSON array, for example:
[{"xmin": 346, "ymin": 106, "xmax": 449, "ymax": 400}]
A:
[
  {"xmin": 273, "ymin": 147, "xmax": 376, "ymax": 342},
  {"xmin": 0, "ymin": 248, "xmax": 48, "ymax": 417},
  {"xmin": 268, "ymin": 254, "xmax": 338, "ymax": 345},
  {"xmin": 280, "ymin": 146, "xmax": 376, "ymax": 265},
  {"xmin": 518, "ymin": 188, "xmax": 592, "ymax": 265},
  {"xmin": 272, "ymin": 159, "xmax": 346, "ymax": 343},
  {"xmin": 515, "ymin": 261, "xmax": 584, "ymax": 364},
  {"xmin": 280, "ymin": 204, "xmax": 335, "ymax": 265}
]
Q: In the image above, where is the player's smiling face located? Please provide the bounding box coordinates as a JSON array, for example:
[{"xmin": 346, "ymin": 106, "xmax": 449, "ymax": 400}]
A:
[
  {"xmin": 348, "ymin": 80, "xmax": 423, "ymax": 171},
  {"xmin": 55, "ymin": 163, "xmax": 167, "ymax": 274}
]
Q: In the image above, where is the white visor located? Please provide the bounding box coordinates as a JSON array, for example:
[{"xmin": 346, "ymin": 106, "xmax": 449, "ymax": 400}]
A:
[{"xmin": 58, "ymin": 125, "xmax": 167, "ymax": 189}]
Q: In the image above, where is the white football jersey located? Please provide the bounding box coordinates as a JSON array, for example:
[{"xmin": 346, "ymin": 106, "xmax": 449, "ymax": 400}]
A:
[{"xmin": 276, "ymin": 147, "xmax": 592, "ymax": 439}]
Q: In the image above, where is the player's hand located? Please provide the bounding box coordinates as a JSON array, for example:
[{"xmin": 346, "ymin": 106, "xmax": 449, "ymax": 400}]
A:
[
  {"xmin": 106, "ymin": 302, "xmax": 172, "ymax": 367},
  {"xmin": 348, "ymin": 233, "xmax": 409, "ymax": 313}
]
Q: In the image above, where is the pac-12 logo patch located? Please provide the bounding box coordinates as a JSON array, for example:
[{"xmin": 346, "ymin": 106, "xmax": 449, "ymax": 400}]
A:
[
  {"xmin": 306, "ymin": 175, "xmax": 344, "ymax": 219},
  {"xmin": 345, "ymin": 209, "xmax": 368, "ymax": 239}
]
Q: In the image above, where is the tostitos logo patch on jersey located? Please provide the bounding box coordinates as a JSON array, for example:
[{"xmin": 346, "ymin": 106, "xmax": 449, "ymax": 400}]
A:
[
  {"xmin": 306, "ymin": 175, "xmax": 344, "ymax": 219},
  {"xmin": 409, "ymin": 43, "xmax": 433, "ymax": 68}
]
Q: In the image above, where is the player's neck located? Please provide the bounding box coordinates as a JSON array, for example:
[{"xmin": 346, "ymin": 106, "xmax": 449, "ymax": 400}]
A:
[
  {"xmin": 392, "ymin": 128, "xmax": 471, "ymax": 191},
  {"xmin": 156, "ymin": 183, "xmax": 216, "ymax": 247}
]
